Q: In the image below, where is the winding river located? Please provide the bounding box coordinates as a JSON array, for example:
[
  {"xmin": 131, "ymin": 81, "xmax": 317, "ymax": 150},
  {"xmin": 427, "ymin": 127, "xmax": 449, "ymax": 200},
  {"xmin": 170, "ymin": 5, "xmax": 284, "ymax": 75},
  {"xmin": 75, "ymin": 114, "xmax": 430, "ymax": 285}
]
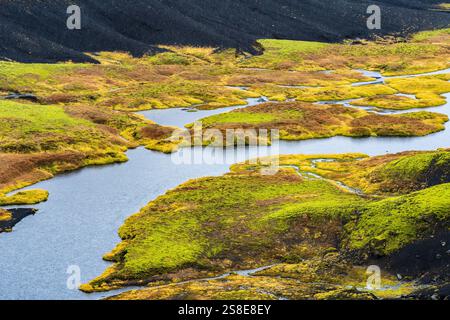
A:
[{"xmin": 0, "ymin": 70, "xmax": 449, "ymax": 300}]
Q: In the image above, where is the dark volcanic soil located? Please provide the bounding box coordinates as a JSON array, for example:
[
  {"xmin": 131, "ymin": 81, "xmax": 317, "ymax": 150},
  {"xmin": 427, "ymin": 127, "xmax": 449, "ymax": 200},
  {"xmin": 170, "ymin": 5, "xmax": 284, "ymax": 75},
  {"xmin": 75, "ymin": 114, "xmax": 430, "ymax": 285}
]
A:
[
  {"xmin": 1, "ymin": 0, "xmax": 449, "ymax": 63},
  {"xmin": 377, "ymin": 232, "xmax": 450, "ymax": 300},
  {"xmin": 0, "ymin": 208, "xmax": 37, "ymax": 233}
]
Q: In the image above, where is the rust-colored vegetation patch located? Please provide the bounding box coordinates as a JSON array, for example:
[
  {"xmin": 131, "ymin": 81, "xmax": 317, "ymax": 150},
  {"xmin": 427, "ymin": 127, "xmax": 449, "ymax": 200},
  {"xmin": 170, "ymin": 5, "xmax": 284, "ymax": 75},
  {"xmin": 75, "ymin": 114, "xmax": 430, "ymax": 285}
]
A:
[{"xmin": 194, "ymin": 101, "xmax": 448, "ymax": 144}]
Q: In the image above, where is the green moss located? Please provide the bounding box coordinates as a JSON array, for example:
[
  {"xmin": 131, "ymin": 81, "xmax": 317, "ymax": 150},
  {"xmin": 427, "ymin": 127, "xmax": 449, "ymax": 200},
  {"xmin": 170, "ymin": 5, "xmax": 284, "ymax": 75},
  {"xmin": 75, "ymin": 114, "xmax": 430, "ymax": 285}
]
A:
[
  {"xmin": 412, "ymin": 28, "xmax": 450, "ymax": 42},
  {"xmin": 351, "ymin": 93, "xmax": 446, "ymax": 110},
  {"xmin": 344, "ymin": 183, "xmax": 450, "ymax": 255},
  {"xmin": 380, "ymin": 152, "xmax": 450, "ymax": 181},
  {"xmin": 194, "ymin": 101, "xmax": 448, "ymax": 144},
  {"xmin": 239, "ymin": 39, "xmax": 329, "ymax": 70},
  {"xmin": 0, "ymin": 189, "xmax": 49, "ymax": 205},
  {"xmin": 0, "ymin": 101, "xmax": 110, "ymax": 153},
  {"xmin": 283, "ymin": 150, "xmax": 450, "ymax": 195},
  {"xmin": 189, "ymin": 112, "xmax": 276, "ymax": 127},
  {"xmin": 84, "ymin": 166, "xmax": 366, "ymax": 291}
]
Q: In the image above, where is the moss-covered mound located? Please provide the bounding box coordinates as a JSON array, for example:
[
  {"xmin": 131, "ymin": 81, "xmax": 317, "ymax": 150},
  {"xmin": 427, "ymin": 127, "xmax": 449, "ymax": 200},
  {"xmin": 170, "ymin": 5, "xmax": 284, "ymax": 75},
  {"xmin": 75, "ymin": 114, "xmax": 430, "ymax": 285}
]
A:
[
  {"xmin": 83, "ymin": 150, "xmax": 450, "ymax": 299},
  {"xmin": 192, "ymin": 102, "xmax": 448, "ymax": 143},
  {"xmin": 344, "ymin": 183, "xmax": 450, "ymax": 256},
  {"xmin": 291, "ymin": 149, "xmax": 450, "ymax": 194}
]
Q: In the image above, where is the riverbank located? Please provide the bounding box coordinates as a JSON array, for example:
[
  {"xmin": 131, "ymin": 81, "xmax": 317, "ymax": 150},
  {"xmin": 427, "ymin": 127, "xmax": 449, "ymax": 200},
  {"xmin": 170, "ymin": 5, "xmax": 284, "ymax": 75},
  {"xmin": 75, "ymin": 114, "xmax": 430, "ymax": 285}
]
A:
[{"xmin": 0, "ymin": 208, "xmax": 37, "ymax": 233}]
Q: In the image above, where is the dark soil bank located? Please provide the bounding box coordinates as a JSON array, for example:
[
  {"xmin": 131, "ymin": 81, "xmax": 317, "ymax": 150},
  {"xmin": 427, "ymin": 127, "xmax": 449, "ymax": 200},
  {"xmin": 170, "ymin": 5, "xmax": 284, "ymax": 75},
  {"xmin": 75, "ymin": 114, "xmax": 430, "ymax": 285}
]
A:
[
  {"xmin": 379, "ymin": 232, "xmax": 450, "ymax": 300},
  {"xmin": 0, "ymin": 209, "xmax": 37, "ymax": 233},
  {"xmin": 1, "ymin": 0, "xmax": 449, "ymax": 63}
]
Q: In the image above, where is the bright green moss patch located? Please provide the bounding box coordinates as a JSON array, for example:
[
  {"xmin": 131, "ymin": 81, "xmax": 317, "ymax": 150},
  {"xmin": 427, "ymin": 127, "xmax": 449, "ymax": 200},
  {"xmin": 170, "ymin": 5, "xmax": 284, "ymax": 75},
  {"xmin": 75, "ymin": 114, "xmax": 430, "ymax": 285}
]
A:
[
  {"xmin": 0, "ymin": 101, "xmax": 108, "ymax": 153},
  {"xmin": 344, "ymin": 183, "xmax": 450, "ymax": 256},
  {"xmin": 0, "ymin": 189, "xmax": 49, "ymax": 206},
  {"xmin": 84, "ymin": 165, "xmax": 366, "ymax": 291},
  {"xmin": 86, "ymin": 150, "xmax": 450, "ymax": 297},
  {"xmin": 301, "ymin": 150, "xmax": 450, "ymax": 195}
]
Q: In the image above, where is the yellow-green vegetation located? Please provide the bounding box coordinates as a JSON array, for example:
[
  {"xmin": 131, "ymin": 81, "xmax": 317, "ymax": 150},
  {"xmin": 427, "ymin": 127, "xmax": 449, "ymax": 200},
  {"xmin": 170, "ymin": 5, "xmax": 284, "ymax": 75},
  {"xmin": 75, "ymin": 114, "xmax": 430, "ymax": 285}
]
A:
[
  {"xmin": 82, "ymin": 158, "xmax": 367, "ymax": 292},
  {"xmin": 1, "ymin": 28, "xmax": 449, "ymax": 112},
  {"xmin": 251, "ymin": 83, "xmax": 397, "ymax": 102},
  {"xmin": 192, "ymin": 101, "xmax": 448, "ymax": 144},
  {"xmin": 412, "ymin": 28, "xmax": 450, "ymax": 42},
  {"xmin": 84, "ymin": 150, "xmax": 450, "ymax": 299},
  {"xmin": 351, "ymin": 93, "xmax": 446, "ymax": 110},
  {"xmin": 351, "ymin": 75, "xmax": 450, "ymax": 110},
  {"xmin": 0, "ymin": 208, "xmax": 12, "ymax": 221},
  {"xmin": 1, "ymin": 29, "xmax": 449, "ymax": 298},
  {"xmin": 344, "ymin": 183, "xmax": 450, "ymax": 256},
  {"xmin": 0, "ymin": 189, "xmax": 48, "ymax": 206},
  {"xmin": 239, "ymin": 39, "xmax": 330, "ymax": 71},
  {"xmin": 241, "ymin": 31, "xmax": 450, "ymax": 76},
  {"xmin": 0, "ymin": 100, "xmax": 177, "ymax": 200},
  {"xmin": 289, "ymin": 149, "xmax": 450, "ymax": 194},
  {"xmin": 109, "ymin": 262, "xmax": 411, "ymax": 300}
]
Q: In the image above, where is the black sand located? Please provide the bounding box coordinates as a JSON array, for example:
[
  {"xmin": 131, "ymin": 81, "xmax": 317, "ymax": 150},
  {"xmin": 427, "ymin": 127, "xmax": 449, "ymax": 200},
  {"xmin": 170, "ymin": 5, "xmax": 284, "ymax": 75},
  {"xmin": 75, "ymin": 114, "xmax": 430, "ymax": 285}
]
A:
[{"xmin": 1, "ymin": 0, "xmax": 449, "ymax": 63}]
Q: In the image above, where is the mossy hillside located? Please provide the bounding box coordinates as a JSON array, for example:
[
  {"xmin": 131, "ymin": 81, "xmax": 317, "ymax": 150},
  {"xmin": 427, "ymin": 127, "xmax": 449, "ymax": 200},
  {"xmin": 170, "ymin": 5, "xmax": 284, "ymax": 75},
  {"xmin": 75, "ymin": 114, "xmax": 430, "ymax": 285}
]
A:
[
  {"xmin": 82, "ymin": 167, "xmax": 366, "ymax": 292},
  {"xmin": 0, "ymin": 101, "xmax": 126, "ymax": 153},
  {"xmin": 344, "ymin": 183, "xmax": 450, "ymax": 256},
  {"xmin": 193, "ymin": 102, "xmax": 448, "ymax": 144},
  {"xmin": 237, "ymin": 36, "xmax": 449, "ymax": 76},
  {"xmin": 0, "ymin": 101, "xmax": 177, "ymax": 202},
  {"xmin": 84, "ymin": 151, "xmax": 450, "ymax": 297},
  {"xmin": 297, "ymin": 150, "xmax": 450, "ymax": 194},
  {"xmin": 1, "ymin": 29, "xmax": 448, "ymax": 114}
]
